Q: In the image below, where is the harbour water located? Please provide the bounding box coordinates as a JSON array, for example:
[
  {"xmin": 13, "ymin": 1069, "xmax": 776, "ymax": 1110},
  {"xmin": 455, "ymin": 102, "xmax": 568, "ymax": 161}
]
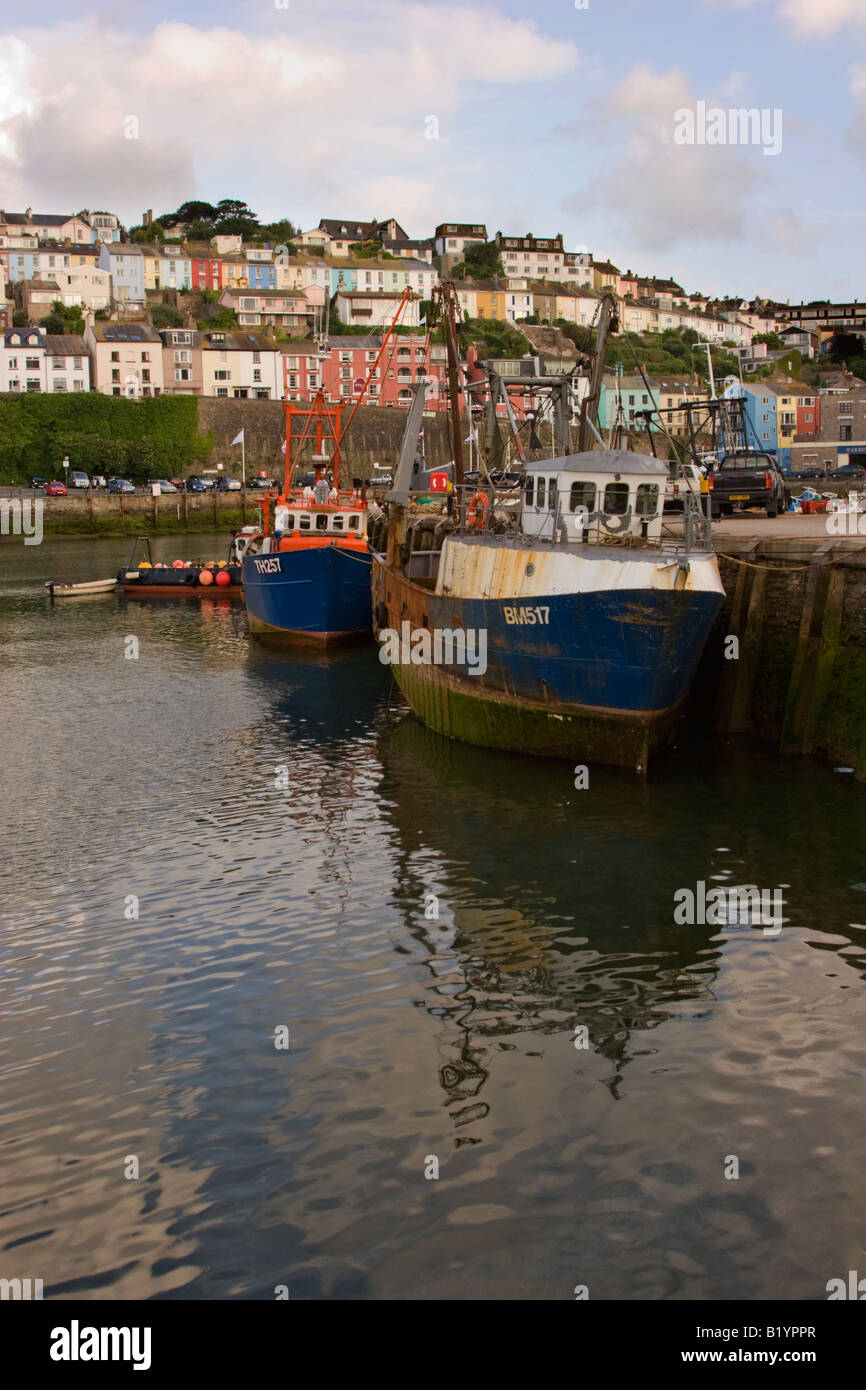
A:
[{"xmin": 3, "ymin": 535, "xmax": 866, "ymax": 1300}]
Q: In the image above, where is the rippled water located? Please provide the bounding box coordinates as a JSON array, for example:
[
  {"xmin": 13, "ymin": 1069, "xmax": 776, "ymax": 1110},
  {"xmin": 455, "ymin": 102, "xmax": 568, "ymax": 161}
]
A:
[{"xmin": 2, "ymin": 535, "xmax": 866, "ymax": 1300}]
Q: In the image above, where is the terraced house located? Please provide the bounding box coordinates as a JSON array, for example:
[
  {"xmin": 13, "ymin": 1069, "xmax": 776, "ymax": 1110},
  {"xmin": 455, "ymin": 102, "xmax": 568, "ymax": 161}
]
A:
[
  {"xmin": 200, "ymin": 330, "xmax": 280, "ymax": 398},
  {"xmin": 84, "ymin": 321, "xmax": 164, "ymax": 396},
  {"xmin": 495, "ymin": 232, "xmax": 565, "ymax": 281}
]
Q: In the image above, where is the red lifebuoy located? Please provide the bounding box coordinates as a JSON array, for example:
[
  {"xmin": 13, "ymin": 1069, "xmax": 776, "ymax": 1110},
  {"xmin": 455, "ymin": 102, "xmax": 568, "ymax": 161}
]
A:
[{"xmin": 467, "ymin": 492, "xmax": 489, "ymax": 529}]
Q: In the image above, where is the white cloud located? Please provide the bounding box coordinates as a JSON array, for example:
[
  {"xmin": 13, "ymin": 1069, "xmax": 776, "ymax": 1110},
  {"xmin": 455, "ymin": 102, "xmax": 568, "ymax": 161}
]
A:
[
  {"xmin": 562, "ymin": 65, "xmax": 784, "ymax": 253},
  {"xmin": 778, "ymin": 0, "xmax": 866, "ymax": 36},
  {"xmin": 0, "ymin": 11, "xmax": 578, "ymax": 229}
]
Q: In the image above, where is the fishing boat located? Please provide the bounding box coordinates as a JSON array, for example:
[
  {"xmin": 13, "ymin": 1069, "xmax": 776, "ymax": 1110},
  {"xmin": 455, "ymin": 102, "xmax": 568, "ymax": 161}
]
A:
[
  {"xmin": 45, "ymin": 578, "xmax": 118, "ymax": 597},
  {"xmin": 239, "ymin": 392, "xmax": 371, "ymax": 643},
  {"xmin": 117, "ymin": 534, "xmax": 247, "ymax": 598},
  {"xmin": 369, "ymin": 285, "xmax": 726, "ymax": 770}
]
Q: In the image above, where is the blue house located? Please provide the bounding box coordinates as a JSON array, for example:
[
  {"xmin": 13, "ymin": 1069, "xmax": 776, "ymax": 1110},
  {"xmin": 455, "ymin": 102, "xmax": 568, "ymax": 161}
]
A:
[
  {"xmin": 246, "ymin": 261, "xmax": 277, "ymax": 291},
  {"xmin": 722, "ymin": 381, "xmax": 778, "ymax": 456}
]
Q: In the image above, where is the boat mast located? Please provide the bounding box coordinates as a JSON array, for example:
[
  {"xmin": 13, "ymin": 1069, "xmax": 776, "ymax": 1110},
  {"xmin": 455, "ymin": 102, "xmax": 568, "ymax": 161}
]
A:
[
  {"xmin": 578, "ymin": 290, "xmax": 619, "ymax": 452},
  {"xmin": 440, "ymin": 283, "xmax": 465, "ymax": 488}
]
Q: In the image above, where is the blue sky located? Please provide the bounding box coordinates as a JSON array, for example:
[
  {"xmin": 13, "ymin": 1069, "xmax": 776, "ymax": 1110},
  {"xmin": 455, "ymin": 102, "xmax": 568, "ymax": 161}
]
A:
[{"xmin": 2, "ymin": 0, "xmax": 865, "ymax": 301}]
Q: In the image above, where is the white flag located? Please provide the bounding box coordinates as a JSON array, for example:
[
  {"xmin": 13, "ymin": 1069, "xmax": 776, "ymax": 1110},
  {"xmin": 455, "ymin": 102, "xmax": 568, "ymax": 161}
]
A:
[{"xmin": 230, "ymin": 429, "xmax": 245, "ymax": 446}]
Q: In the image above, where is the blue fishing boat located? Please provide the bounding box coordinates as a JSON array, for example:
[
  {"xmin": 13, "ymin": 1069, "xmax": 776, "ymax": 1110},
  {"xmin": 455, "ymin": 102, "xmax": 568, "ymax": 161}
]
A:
[
  {"xmin": 241, "ymin": 392, "xmax": 372, "ymax": 644},
  {"xmin": 369, "ymin": 286, "xmax": 726, "ymax": 769}
]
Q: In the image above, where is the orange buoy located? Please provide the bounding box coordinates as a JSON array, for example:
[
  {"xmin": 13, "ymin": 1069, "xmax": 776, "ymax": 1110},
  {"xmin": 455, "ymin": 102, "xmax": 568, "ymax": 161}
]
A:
[
  {"xmin": 215, "ymin": 569, "xmax": 231, "ymax": 587},
  {"xmin": 198, "ymin": 568, "xmax": 214, "ymax": 585}
]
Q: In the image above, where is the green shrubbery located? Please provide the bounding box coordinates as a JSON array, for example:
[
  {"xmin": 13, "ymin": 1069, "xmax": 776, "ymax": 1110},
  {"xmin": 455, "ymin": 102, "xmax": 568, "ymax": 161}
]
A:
[{"xmin": 0, "ymin": 394, "xmax": 214, "ymax": 484}]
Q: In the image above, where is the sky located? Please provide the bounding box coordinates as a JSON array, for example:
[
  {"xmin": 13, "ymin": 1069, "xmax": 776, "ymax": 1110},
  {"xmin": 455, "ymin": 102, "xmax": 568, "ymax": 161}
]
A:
[{"xmin": 1, "ymin": 0, "xmax": 865, "ymax": 303}]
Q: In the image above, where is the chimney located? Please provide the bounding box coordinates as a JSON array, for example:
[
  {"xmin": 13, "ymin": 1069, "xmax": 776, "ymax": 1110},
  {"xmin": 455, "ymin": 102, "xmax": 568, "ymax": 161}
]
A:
[{"xmin": 25, "ymin": 207, "xmax": 32, "ymax": 222}]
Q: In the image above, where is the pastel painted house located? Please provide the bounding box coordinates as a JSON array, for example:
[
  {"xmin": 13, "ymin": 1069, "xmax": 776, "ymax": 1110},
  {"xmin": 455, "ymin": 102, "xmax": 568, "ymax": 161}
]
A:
[
  {"xmin": 84, "ymin": 321, "xmax": 164, "ymax": 396},
  {"xmin": 218, "ymin": 287, "xmax": 310, "ymax": 331},
  {"xmin": 333, "ymin": 289, "xmax": 421, "ymax": 328},
  {"xmin": 199, "ymin": 330, "xmax": 280, "ymax": 399},
  {"xmin": 98, "ymin": 244, "xmax": 146, "ymax": 304}
]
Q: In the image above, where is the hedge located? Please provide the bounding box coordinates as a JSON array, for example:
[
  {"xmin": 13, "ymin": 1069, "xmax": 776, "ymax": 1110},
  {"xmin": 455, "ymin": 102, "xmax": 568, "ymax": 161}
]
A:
[{"xmin": 0, "ymin": 394, "xmax": 214, "ymax": 484}]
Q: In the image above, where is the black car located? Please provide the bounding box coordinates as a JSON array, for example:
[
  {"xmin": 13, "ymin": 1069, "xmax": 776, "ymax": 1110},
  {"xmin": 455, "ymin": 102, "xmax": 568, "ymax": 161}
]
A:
[
  {"xmin": 29, "ymin": 477, "xmax": 47, "ymax": 490},
  {"xmin": 829, "ymin": 463, "xmax": 866, "ymax": 480},
  {"xmin": 794, "ymin": 467, "xmax": 825, "ymax": 480}
]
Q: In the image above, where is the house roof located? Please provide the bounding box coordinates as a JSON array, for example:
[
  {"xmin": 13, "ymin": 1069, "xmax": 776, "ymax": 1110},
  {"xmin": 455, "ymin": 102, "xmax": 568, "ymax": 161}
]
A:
[
  {"xmin": 592, "ymin": 260, "xmax": 620, "ymax": 275},
  {"xmin": 318, "ymin": 217, "xmax": 410, "ymax": 242},
  {"xmin": 200, "ymin": 331, "xmax": 277, "ymax": 351},
  {"xmin": 221, "ymin": 287, "xmax": 305, "ymax": 301},
  {"xmin": 1, "ymin": 212, "xmax": 74, "ymax": 227},
  {"xmin": 104, "ymin": 243, "xmax": 144, "ymax": 256},
  {"xmin": 434, "ymin": 223, "xmax": 487, "ymax": 238},
  {"xmin": 89, "ymin": 322, "xmax": 161, "ymax": 343},
  {"xmin": 41, "ymin": 334, "xmax": 88, "ymax": 355},
  {"xmin": 334, "ymin": 289, "xmax": 419, "ymax": 299}
]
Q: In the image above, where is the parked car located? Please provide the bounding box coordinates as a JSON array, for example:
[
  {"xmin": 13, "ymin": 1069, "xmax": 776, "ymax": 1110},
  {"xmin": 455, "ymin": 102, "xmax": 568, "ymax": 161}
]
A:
[
  {"xmin": 249, "ymin": 476, "xmax": 274, "ymax": 490},
  {"xmin": 710, "ymin": 451, "xmax": 788, "ymax": 519},
  {"xmin": 829, "ymin": 463, "xmax": 866, "ymax": 480},
  {"xmin": 185, "ymin": 476, "xmax": 211, "ymax": 492},
  {"xmin": 216, "ymin": 476, "xmax": 242, "ymax": 492},
  {"xmin": 169, "ymin": 477, "xmax": 185, "ymax": 490},
  {"xmin": 107, "ymin": 478, "xmax": 135, "ymax": 494},
  {"xmin": 44, "ymin": 481, "xmax": 67, "ymax": 496},
  {"xmin": 68, "ymin": 470, "xmax": 89, "ymax": 490},
  {"xmin": 29, "ymin": 476, "xmax": 47, "ymax": 490},
  {"xmin": 151, "ymin": 479, "xmax": 178, "ymax": 493},
  {"xmin": 794, "ymin": 467, "xmax": 825, "ymax": 480}
]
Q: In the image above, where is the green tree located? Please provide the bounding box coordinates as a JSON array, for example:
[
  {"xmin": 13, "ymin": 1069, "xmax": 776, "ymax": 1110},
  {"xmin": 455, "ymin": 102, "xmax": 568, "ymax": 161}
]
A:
[
  {"xmin": 830, "ymin": 331, "xmax": 866, "ymax": 363},
  {"xmin": 754, "ymin": 331, "xmax": 784, "ymax": 350},
  {"xmin": 186, "ymin": 219, "xmax": 214, "ymax": 242},
  {"xmin": 161, "ymin": 200, "xmax": 218, "ymax": 228},
  {"xmin": 452, "ymin": 241, "xmax": 505, "ymax": 281},
  {"xmin": 197, "ymin": 307, "xmax": 239, "ymax": 330},
  {"xmin": 39, "ymin": 313, "xmax": 65, "ymax": 335},
  {"xmin": 150, "ymin": 303, "xmax": 185, "ymax": 330},
  {"xmin": 129, "ymin": 222, "xmax": 165, "ymax": 244}
]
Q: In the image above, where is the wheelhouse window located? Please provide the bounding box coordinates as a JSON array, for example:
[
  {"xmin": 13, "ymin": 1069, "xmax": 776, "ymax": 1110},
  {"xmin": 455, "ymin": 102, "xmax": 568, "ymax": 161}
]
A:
[
  {"xmin": 570, "ymin": 480, "xmax": 596, "ymax": 512},
  {"xmin": 636, "ymin": 483, "xmax": 659, "ymax": 516},
  {"xmin": 548, "ymin": 477, "xmax": 557, "ymax": 511},
  {"xmin": 603, "ymin": 482, "xmax": 630, "ymax": 514},
  {"xmin": 524, "ymin": 475, "xmax": 534, "ymax": 506},
  {"xmin": 348, "ymin": 515, "xmax": 360, "ymax": 530},
  {"xmin": 316, "ymin": 514, "xmax": 328, "ymax": 531},
  {"xmin": 536, "ymin": 476, "xmax": 546, "ymax": 508}
]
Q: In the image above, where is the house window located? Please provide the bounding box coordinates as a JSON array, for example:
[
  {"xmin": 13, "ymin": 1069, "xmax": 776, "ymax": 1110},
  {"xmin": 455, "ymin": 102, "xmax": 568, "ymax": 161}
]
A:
[
  {"xmin": 111, "ymin": 351, "xmax": 120, "ymax": 361},
  {"xmin": 216, "ymin": 387, "xmax": 228, "ymax": 396},
  {"xmin": 112, "ymin": 369, "xmax": 120, "ymax": 382},
  {"xmin": 253, "ymin": 369, "xmax": 261, "ymax": 382},
  {"xmin": 26, "ymin": 379, "xmax": 41, "ymax": 392},
  {"xmin": 840, "ymin": 425, "xmax": 853, "ymax": 441},
  {"xmin": 26, "ymin": 357, "xmax": 40, "ymax": 370},
  {"xmin": 214, "ymin": 370, "xmax": 230, "ymax": 380},
  {"xmin": 7, "ymin": 357, "xmax": 16, "ymax": 369},
  {"xmin": 142, "ymin": 370, "xmax": 150, "ymax": 383},
  {"xmin": 141, "ymin": 351, "xmax": 149, "ymax": 362}
]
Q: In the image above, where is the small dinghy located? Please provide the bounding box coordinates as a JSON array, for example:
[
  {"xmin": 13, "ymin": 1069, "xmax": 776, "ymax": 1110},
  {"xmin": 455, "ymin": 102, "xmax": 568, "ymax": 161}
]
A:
[{"xmin": 45, "ymin": 578, "xmax": 119, "ymax": 597}]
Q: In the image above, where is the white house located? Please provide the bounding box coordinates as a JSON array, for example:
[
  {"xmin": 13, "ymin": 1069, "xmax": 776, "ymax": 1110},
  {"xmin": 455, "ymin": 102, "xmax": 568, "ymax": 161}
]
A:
[
  {"xmin": 199, "ymin": 330, "xmax": 281, "ymax": 398},
  {"xmin": 334, "ymin": 289, "xmax": 421, "ymax": 328}
]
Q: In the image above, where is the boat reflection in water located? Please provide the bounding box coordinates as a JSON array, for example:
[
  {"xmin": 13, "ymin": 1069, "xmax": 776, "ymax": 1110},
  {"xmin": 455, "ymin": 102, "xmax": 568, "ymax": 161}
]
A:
[{"xmin": 375, "ymin": 716, "xmax": 733, "ymax": 1127}]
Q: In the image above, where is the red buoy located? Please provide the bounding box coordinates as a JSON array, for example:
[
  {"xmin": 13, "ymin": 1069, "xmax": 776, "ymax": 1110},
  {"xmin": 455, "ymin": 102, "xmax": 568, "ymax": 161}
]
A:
[{"xmin": 215, "ymin": 569, "xmax": 231, "ymax": 587}]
